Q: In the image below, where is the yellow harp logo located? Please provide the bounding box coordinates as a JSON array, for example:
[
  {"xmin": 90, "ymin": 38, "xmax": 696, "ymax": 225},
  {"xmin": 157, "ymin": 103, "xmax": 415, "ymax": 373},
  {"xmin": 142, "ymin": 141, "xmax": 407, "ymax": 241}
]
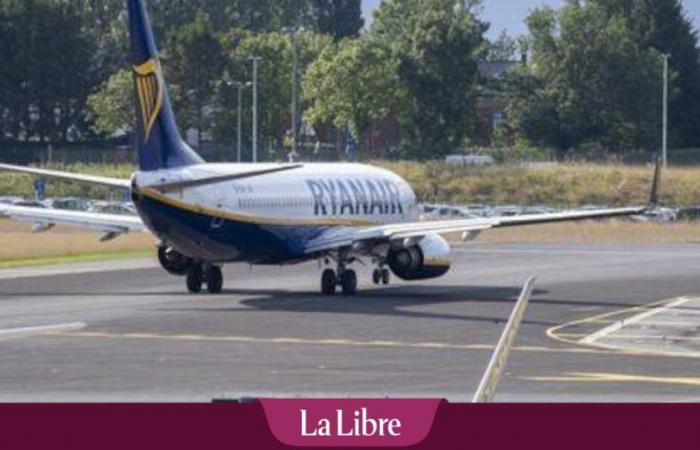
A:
[{"xmin": 133, "ymin": 59, "xmax": 164, "ymax": 140}]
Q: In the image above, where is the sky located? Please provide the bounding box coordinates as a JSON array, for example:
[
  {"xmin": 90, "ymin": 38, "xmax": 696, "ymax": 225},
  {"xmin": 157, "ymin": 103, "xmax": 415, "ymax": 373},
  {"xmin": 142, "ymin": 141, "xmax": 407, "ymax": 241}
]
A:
[{"xmin": 362, "ymin": 0, "xmax": 700, "ymax": 38}]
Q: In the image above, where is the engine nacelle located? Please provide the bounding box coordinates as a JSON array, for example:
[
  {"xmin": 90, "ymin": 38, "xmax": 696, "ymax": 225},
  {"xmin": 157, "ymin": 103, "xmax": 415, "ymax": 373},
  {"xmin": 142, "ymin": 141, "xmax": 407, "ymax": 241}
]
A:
[
  {"xmin": 387, "ymin": 234, "xmax": 452, "ymax": 281},
  {"xmin": 157, "ymin": 246, "xmax": 194, "ymax": 276}
]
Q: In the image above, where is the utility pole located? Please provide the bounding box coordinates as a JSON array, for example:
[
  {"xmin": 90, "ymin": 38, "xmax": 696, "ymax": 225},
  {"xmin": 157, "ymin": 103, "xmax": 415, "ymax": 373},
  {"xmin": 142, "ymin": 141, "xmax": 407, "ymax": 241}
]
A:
[
  {"xmin": 662, "ymin": 53, "xmax": 670, "ymax": 167},
  {"xmin": 250, "ymin": 56, "xmax": 262, "ymax": 163}
]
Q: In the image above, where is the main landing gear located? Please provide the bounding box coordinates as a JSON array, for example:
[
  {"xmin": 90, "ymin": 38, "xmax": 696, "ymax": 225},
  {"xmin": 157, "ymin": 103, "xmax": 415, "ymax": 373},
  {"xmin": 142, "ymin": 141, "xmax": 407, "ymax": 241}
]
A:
[
  {"xmin": 320, "ymin": 254, "xmax": 392, "ymax": 296},
  {"xmin": 186, "ymin": 264, "xmax": 224, "ymax": 294},
  {"xmin": 320, "ymin": 254, "xmax": 358, "ymax": 296},
  {"xmin": 372, "ymin": 267, "xmax": 391, "ymax": 286}
]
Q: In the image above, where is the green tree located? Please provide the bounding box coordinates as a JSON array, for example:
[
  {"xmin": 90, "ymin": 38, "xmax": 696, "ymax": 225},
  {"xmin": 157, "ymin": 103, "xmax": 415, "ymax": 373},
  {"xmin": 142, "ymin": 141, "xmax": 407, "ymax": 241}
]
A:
[
  {"xmin": 0, "ymin": 0, "xmax": 97, "ymax": 143},
  {"xmin": 487, "ymin": 30, "xmax": 520, "ymax": 61},
  {"xmin": 304, "ymin": 38, "xmax": 404, "ymax": 155},
  {"xmin": 590, "ymin": 0, "xmax": 700, "ymax": 148},
  {"xmin": 502, "ymin": 3, "xmax": 662, "ymax": 156},
  {"xmin": 86, "ymin": 69, "xmax": 133, "ymax": 137},
  {"xmin": 213, "ymin": 31, "xmax": 331, "ymax": 159},
  {"xmin": 166, "ymin": 12, "xmax": 225, "ymax": 144},
  {"xmin": 311, "ymin": 0, "xmax": 364, "ymax": 39},
  {"xmin": 371, "ymin": 0, "xmax": 487, "ymax": 158}
]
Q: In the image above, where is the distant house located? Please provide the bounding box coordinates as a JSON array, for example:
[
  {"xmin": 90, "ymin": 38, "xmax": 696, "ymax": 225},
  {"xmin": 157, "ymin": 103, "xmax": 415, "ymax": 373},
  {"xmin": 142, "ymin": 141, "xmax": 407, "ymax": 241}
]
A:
[{"xmin": 474, "ymin": 59, "xmax": 522, "ymax": 146}]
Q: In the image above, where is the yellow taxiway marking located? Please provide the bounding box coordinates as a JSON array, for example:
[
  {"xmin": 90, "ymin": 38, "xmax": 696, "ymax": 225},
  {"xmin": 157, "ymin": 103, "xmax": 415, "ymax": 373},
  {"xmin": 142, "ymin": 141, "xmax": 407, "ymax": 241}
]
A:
[
  {"xmin": 523, "ymin": 372, "xmax": 700, "ymax": 388},
  {"xmin": 50, "ymin": 330, "xmax": 611, "ymax": 356}
]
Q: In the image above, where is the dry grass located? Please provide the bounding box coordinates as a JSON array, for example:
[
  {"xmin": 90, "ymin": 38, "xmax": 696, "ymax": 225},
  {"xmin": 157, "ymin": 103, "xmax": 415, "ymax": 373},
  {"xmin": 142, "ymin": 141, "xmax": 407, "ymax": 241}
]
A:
[
  {"xmin": 377, "ymin": 161, "xmax": 700, "ymax": 207},
  {"xmin": 0, "ymin": 219, "xmax": 156, "ymax": 260}
]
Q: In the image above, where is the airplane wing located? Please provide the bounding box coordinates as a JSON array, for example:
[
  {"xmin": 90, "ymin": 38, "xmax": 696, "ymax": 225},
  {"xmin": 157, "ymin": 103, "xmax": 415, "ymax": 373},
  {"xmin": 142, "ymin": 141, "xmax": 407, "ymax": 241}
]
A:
[
  {"xmin": 305, "ymin": 159, "xmax": 661, "ymax": 255},
  {"xmin": 303, "ymin": 206, "xmax": 646, "ymax": 254},
  {"xmin": 0, "ymin": 204, "xmax": 147, "ymax": 241},
  {"xmin": 0, "ymin": 163, "xmax": 131, "ymax": 190}
]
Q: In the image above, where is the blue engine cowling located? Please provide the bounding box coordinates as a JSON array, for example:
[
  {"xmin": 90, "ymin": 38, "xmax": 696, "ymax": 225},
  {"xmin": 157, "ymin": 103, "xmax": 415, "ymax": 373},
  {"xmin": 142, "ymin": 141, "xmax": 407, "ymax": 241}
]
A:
[{"xmin": 387, "ymin": 234, "xmax": 452, "ymax": 281}]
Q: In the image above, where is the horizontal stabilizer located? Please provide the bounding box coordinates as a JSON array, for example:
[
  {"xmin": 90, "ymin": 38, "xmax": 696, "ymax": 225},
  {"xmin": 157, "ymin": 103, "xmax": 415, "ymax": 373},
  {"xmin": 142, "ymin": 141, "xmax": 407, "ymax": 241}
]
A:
[
  {"xmin": 0, "ymin": 163, "xmax": 130, "ymax": 190},
  {"xmin": 145, "ymin": 165, "xmax": 304, "ymax": 193}
]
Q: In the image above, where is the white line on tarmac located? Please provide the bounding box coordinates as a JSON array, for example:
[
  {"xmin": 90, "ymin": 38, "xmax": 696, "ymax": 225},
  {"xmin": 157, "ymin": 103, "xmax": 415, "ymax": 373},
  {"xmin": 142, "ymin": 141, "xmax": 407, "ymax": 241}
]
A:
[
  {"xmin": 579, "ymin": 297, "xmax": 691, "ymax": 344},
  {"xmin": 0, "ymin": 322, "xmax": 86, "ymax": 339}
]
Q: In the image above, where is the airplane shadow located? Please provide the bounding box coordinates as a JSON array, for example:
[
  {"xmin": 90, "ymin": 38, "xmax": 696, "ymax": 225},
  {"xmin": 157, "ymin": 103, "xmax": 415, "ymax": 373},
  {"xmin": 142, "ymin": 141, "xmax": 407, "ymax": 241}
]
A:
[
  {"xmin": 162, "ymin": 284, "xmax": 558, "ymax": 326},
  {"xmin": 1, "ymin": 283, "xmax": 637, "ymax": 326}
]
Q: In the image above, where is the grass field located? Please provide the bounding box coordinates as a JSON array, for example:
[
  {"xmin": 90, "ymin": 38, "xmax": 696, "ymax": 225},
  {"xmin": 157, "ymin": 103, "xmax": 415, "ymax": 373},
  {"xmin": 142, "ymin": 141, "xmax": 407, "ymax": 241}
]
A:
[
  {"xmin": 376, "ymin": 161, "xmax": 700, "ymax": 207},
  {"xmin": 1, "ymin": 161, "xmax": 698, "ymax": 207},
  {"xmin": 0, "ymin": 220, "xmax": 156, "ymax": 263}
]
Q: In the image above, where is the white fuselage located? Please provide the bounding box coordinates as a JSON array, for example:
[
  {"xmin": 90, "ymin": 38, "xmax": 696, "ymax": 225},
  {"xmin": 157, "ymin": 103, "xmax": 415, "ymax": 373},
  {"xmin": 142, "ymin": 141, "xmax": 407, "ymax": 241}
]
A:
[
  {"xmin": 131, "ymin": 162, "xmax": 420, "ymax": 263},
  {"xmin": 134, "ymin": 163, "xmax": 419, "ymax": 228}
]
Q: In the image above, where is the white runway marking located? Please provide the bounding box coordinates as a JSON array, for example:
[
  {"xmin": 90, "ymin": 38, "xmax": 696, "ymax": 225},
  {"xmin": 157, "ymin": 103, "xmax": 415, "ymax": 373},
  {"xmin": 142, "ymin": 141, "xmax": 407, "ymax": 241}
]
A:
[
  {"xmin": 579, "ymin": 297, "xmax": 691, "ymax": 344},
  {"xmin": 0, "ymin": 322, "xmax": 86, "ymax": 339}
]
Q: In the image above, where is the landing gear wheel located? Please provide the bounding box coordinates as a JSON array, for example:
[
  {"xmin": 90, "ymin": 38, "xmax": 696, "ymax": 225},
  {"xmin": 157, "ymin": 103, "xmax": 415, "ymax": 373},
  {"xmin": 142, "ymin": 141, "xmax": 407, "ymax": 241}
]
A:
[
  {"xmin": 157, "ymin": 246, "xmax": 192, "ymax": 275},
  {"xmin": 372, "ymin": 268, "xmax": 382, "ymax": 285},
  {"xmin": 381, "ymin": 268, "xmax": 391, "ymax": 285},
  {"xmin": 206, "ymin": 266, "xmax": 223, "ymax": 294},
  {"xmin": 321, "ymin": 269, "xmax": 337, "ymax": 295},
  {"xmin": 186, "ymin": 266, "xmax": 203, "ymax": 293},
  {"xmin": 341, "ymin": 270, "xmax": 358, "ymax": 296}
]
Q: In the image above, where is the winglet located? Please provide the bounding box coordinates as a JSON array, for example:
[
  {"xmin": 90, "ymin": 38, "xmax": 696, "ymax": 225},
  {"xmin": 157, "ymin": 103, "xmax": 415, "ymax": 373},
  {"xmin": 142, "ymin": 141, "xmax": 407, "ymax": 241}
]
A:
[{"xmin": 649, "ymin": 155, "xmax": 662, "ymax": 208}]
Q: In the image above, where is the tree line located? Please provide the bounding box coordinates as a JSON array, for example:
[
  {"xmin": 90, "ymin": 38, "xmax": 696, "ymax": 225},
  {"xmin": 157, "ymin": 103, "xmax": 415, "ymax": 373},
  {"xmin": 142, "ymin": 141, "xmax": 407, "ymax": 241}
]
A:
[{"xmin": 0, "ymin": 0, "xmax": 699, "ymax": 162}]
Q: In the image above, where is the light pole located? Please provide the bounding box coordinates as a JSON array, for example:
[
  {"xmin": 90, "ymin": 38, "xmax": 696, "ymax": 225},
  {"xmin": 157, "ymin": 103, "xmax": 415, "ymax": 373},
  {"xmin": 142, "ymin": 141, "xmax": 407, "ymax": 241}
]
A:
[
  {"xmin": 250, "ymin": 56, "xmax": 262, "ymax": 163},
  {"xmin": 224, "ymin": 75, "xmax": 251, "ymax": 163},
  {"xmin": 662, "ymin": 53, "xmax": 670, "ymax": 167}
]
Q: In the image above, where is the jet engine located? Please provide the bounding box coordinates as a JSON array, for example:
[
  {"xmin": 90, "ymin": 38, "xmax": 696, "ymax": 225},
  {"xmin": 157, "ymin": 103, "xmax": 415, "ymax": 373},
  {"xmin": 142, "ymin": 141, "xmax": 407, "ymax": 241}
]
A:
[
  {"xmin": 387, "ymin": 234, "xmax": 451, "ymax": 281},
  {"xmin": 157, "ymin": 245, "xmax": 194, "ymax": 276}
]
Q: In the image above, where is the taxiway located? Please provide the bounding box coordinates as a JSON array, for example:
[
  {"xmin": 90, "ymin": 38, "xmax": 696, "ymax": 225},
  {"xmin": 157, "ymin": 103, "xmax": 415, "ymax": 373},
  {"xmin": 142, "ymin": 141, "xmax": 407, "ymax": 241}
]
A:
[{"xmin": 1, "ymin": 242, "xmax": 700, "ymax": 402}]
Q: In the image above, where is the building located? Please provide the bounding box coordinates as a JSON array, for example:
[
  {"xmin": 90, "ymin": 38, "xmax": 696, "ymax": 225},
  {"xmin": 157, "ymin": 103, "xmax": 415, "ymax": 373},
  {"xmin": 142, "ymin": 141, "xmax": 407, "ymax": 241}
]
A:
[{"xmin": 474, "ymin": 59, "xmax": 522, "ymax": 146}]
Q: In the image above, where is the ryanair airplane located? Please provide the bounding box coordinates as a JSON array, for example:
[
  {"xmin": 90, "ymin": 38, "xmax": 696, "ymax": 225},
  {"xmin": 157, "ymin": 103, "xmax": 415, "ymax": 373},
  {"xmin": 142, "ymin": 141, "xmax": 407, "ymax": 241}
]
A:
[{"xmin": 0, "ymin": 0, "xmax": 659, "ymax": 295}]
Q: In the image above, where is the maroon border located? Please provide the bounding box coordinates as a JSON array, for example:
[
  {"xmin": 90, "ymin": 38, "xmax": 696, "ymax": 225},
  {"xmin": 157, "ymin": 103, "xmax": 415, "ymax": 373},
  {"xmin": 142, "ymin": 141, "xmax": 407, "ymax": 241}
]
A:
[{"xmin": 0, "ymin": 402, "xmax": 697, "ymax": 449}]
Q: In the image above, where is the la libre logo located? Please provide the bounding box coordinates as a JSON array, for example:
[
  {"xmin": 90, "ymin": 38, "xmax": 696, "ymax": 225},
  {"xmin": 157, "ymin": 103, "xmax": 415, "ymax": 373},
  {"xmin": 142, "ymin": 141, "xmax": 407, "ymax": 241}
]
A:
[{"xmin": 301, "ymin": 407, "xmax": 402, "ymax": 438}]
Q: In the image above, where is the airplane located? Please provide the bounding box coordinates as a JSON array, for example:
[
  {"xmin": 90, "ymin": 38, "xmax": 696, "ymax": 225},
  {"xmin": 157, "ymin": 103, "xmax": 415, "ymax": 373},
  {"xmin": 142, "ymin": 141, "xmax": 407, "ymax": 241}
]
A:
[{"xmin": 0, "ymin": 0, "xmax": 661, "ymax": 296}]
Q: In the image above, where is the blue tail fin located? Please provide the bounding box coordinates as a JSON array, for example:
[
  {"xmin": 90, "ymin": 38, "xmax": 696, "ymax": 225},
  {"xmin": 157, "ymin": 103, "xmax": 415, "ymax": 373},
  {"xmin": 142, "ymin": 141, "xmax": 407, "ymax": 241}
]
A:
[{"xmin": 127, "ymin": 0, "xmax": 204, "ymax": 171}]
